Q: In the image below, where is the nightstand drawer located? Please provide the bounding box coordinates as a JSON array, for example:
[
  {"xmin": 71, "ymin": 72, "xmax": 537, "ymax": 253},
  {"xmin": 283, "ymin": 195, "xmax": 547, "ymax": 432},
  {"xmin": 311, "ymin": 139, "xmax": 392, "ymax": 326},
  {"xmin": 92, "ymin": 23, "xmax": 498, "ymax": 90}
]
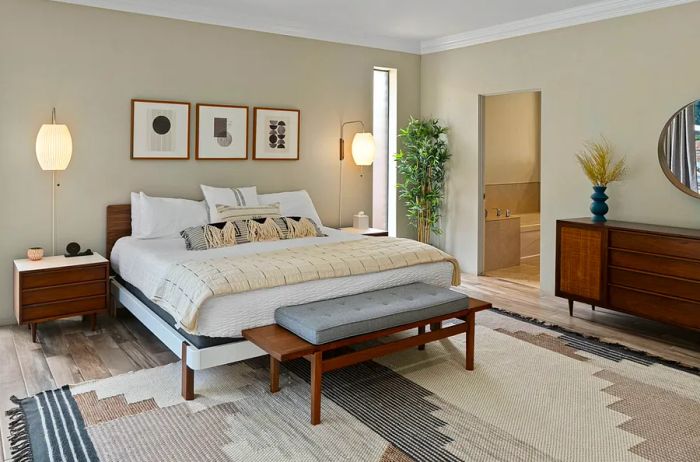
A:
[
  {"xmin": 22, "ymin": 264, "xmax": 107, "ymax": 289},
  {"xmin": 22, "ymin": 281, "xmax": 106, "ymax": 305},
  {"xmin": 22, "ymin": 296, "xmax": 107, "ymax": 322}
]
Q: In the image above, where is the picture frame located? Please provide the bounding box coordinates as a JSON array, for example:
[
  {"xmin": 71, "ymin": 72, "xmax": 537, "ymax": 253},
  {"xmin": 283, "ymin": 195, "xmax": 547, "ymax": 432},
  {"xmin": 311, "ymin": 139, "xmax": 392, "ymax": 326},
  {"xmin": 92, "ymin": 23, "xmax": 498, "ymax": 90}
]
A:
[
  {"xmin": 131, "ymin": 99, "xmax": 190, "ymax": 159},
  {"xmin": 253, "ymin": 107, "xmax": 300, "ymax": 160},
  {"xmin": 196, "ymin": 103, "xmax": 249, "ymax": 160}
]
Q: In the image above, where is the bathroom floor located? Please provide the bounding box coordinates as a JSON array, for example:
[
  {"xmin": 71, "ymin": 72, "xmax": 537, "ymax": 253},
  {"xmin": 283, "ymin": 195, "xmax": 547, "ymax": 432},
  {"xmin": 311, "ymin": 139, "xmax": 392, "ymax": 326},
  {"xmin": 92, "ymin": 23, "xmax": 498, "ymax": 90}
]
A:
[{"xmin": 484, "ymin": 258, "xmax": 540, "ymax": 288}]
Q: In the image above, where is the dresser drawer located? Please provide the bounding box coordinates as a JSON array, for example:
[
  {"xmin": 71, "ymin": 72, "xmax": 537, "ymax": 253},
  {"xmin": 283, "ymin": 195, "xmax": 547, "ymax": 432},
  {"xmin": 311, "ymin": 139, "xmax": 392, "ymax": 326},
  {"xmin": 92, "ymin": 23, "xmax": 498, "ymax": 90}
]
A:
[
  {"xmin": 21, "ymin": 281, "xmax": 106, "ymax": 306},
  {"xmin": 21, "ymin": 264, "xmax": 107, "ymax": 289},
  {"xmin": 609, "ymin": 249, "xmax": 700, "ymax": 281},
  {"xmin": 21, "ymin": 296, "xmax": 107, "ymax": 322},
  {"xmin": 608, "ymin": 286, "xmax": 700, "ymax": 330},
  {"xmin": 608, "ymin": 268, "xmax": 700, "ymax": 303},
  {"xmin": 609, "ymin": 230, "xmax": 700, "ymax": 261}
]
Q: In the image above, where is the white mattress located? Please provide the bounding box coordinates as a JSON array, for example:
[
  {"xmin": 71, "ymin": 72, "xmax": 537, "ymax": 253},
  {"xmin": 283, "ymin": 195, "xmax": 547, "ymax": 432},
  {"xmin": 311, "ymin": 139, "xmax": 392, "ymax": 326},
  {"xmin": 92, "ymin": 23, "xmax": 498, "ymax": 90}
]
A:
[{"xmin": 111, "ymin": 228, "xmax": 455, "ymax": 338}]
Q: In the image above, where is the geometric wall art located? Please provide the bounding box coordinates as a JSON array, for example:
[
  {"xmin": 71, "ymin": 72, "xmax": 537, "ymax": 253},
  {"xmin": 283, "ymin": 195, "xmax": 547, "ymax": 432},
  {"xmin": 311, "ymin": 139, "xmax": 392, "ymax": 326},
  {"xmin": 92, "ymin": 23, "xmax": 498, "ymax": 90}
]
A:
[
  {"xmin": 253, "ymin": 107, "xmax": 300, "ymax": 160},
  {"xmin": 196, "ymin": 104, "xmax": 248, "ymax": 160},
  {"xmin": 131, "ymin": 99, "xmax": 190, "ymax": 159}
]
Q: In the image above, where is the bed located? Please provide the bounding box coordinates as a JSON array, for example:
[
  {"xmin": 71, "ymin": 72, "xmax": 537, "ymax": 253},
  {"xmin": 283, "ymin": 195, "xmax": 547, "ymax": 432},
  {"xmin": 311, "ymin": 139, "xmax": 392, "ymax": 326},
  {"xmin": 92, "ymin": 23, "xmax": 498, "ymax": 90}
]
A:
[{"xmin": 106, "ymin": 204, "xmax": 457, "ymax": 399}]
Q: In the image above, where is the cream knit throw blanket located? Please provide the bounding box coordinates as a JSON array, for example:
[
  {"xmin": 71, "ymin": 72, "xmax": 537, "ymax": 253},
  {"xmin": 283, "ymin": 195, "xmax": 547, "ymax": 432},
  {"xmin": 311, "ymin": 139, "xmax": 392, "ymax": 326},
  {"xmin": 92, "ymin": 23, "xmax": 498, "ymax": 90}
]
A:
[{"xmin": 153, "ymin": 237, "xmax": 461, "ymax": 332}]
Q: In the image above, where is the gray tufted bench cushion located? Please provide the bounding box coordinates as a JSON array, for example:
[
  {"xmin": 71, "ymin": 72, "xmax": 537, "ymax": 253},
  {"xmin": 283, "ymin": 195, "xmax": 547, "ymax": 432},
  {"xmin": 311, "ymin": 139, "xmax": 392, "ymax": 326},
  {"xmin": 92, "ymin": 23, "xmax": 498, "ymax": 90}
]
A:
[{"xmin": 274, "ymin": 282, "xmax": 468, "ymax": 345}]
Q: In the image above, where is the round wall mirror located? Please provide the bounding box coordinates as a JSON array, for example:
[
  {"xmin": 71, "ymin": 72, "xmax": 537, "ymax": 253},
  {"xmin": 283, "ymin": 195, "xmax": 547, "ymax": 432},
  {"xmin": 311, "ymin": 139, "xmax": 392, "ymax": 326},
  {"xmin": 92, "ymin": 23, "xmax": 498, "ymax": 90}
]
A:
[{"xmin": 658, "ymin": 100, "xmax": 700, "ymax": 198}]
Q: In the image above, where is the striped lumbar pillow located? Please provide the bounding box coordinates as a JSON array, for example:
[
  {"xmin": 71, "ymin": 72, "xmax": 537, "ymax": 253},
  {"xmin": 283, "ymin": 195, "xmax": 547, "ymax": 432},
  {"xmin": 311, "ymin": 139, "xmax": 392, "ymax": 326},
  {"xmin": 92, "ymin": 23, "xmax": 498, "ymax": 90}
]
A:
[
  {"xmin": 215, "ymin": 203, "xmax": 281, "ymax": 222},
  {"xmin": 181, "ymin": 216, "xmax": 325, "ymax": 250}
]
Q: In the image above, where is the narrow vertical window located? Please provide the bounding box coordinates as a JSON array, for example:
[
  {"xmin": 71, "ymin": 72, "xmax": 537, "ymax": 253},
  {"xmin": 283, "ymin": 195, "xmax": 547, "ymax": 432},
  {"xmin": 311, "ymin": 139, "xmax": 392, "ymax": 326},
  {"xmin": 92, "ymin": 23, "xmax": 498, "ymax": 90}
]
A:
[{"xmin": 373, "ymin": 68, "xmax": 397, "ymax": 234}]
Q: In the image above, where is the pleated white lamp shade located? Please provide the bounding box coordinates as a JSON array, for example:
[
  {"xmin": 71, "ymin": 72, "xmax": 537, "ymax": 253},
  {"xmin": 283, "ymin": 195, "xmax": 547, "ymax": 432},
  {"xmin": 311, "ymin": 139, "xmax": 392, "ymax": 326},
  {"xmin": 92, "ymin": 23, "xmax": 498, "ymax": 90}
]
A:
[
  {"xmin": 36, "ymin": 124, "xmax": 72, "ymax": 171},
  {"xmin": 351, "ymin": 132, "xmax": 375, "ymax": 166}
]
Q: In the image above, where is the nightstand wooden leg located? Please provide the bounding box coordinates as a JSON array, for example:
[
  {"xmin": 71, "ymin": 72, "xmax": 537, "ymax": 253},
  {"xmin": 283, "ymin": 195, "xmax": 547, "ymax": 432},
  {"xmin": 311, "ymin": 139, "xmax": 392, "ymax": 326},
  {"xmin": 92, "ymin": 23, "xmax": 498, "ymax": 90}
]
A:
[{"xmin": 30, "ymin": 323, "xmax": 37, "ymax": 343}]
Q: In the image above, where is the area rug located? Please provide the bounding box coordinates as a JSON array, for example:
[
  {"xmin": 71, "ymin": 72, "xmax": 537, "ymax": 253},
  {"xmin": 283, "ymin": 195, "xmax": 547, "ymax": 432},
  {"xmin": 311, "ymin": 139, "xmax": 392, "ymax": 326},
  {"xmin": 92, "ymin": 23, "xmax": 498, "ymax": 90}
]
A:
[{"xmin": 7, "ymin": 310, "xmax": 699, "ymax": 462}]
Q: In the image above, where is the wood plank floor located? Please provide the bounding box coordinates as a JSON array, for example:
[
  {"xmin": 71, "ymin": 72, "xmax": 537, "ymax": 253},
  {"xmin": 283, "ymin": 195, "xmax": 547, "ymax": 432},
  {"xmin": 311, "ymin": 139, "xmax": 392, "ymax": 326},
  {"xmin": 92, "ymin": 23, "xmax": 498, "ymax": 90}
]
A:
[{"xmin": 1, "ymin": 274, "xmax": 698, "ymax": 460}]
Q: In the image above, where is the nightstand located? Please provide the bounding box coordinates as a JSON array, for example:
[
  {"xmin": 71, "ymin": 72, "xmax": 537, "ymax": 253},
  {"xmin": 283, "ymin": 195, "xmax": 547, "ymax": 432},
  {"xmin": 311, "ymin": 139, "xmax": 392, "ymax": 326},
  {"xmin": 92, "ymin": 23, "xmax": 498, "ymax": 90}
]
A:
[
  {"xmin": 13, "ymin": 253, "xmax": 109, "ymax": 342},
  {"xmin": 340, "ymin": 227, "xmax": 389, "ymax": 237}
]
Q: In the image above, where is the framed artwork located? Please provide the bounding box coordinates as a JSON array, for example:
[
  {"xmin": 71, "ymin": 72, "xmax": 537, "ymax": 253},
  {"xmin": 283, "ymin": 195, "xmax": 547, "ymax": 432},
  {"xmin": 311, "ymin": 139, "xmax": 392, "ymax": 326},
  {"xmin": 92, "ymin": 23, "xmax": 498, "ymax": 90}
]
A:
[
  {"xmin": 196, "ymin": 104, "xmax": 249, "ymax": 160},
  {"xmin": 131, "ymin": 99, "xmax": 190, "ymax": 159},
  {"xmin": 253, "ymin": 107, "xmax": 300, "ymax": 160}
]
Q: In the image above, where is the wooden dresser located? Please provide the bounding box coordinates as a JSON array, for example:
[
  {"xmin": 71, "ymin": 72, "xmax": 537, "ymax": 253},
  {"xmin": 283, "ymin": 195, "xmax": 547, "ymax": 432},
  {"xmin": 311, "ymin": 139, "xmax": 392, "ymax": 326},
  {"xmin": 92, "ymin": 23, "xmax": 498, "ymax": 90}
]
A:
[{"xmin": 556, "ymin": 218, "xmax": 700, "ymax": 330}]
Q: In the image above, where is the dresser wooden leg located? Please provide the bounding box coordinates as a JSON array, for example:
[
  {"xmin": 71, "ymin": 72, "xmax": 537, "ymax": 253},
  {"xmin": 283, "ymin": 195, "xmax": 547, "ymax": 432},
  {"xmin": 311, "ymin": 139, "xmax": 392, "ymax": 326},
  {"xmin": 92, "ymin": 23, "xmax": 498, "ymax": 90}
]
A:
[
  {"xmin": 310, "ymin": 352, "xmax": 322, "ymax": 425},
  {"xmin": 417, "ymin": 325, "xmax": 426, "ymax": 350},
  {"xmin": 591, "ymin": 305, "xmax": 595, "ymax": 311},
  {"xmin": 91, "ymin": 313, "xmax": 97, "ymax": 331},
  {"xmin": 30, "ymin": 323, "xmax": 37, "ymax": 343},
  {"xmin": 466, "ymin": 312, "xmax": 475, "ymax": 371},
  {"xmin": 270, "ymin": 356, "xmax": 280, "ymax": 393},
  {"xmin": 568, "ymin": 299, "xmax": 574, "ymax": 316},
  {"xmin": 181, "ymin": 342, "xmax": 194, "ymax": 401}
]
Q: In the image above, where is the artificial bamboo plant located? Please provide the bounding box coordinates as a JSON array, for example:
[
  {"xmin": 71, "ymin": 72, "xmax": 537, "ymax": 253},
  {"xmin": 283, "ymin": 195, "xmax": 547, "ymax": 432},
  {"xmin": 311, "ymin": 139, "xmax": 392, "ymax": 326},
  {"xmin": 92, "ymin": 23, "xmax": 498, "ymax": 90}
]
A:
[{"xmin": 395, "ymin": 118, "xmax": 450, "ymax": 243}]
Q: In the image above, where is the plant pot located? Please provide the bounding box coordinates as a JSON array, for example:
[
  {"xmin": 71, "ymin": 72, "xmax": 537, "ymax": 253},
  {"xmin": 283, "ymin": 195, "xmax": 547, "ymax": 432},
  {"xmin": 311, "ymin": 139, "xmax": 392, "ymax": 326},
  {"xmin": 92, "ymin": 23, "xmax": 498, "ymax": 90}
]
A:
[
  {"xmin": 590, "ymin": 186, "xmax": 609, "ymax": 222},
  {"xmin": 27, "ymin": 247, "xmax": 44, "ymax": 261}
]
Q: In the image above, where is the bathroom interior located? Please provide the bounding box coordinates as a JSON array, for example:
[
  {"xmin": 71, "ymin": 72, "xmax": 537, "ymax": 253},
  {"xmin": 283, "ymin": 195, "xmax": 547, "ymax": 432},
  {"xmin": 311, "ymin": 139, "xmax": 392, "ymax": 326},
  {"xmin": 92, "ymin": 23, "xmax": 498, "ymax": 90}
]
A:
[{"xmin": 483, "ymin": 91, "xmax": 541, "ymax": 287}]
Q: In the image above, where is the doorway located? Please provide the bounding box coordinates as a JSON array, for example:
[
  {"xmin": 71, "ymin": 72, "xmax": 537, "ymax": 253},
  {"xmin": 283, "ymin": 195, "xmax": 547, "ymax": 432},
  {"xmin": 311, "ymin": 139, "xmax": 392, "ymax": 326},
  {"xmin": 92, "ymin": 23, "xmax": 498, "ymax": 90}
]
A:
[{"xmin": 479, "ymin": 91, "xmax": 541, "ymax": 287}]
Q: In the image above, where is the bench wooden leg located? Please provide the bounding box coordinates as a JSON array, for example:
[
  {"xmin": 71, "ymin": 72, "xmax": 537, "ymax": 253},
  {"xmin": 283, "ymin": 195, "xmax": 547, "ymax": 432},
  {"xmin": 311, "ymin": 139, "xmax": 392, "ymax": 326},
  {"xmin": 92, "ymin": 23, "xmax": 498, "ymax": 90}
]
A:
[
  {"xmin": 417, "ymin": 325, "xmax": 426, "ymax": 350},
  {"xmin": 181, "ymin": 342, "xmax": 194, "ymax": 400},
  {"xmin": 430, "ymin": 321, "xmax": 442, "ymax": 332},
  {"xmin": 270, "ymin": 356, "xmax": 280, "ymax": 393},
  {"xmin": 310, "ymin": 352, "xmax": 322, "ymax": 425},
  {"xmin": 466, "ymin": 312, "xmax": 475, "ymax": 371}
]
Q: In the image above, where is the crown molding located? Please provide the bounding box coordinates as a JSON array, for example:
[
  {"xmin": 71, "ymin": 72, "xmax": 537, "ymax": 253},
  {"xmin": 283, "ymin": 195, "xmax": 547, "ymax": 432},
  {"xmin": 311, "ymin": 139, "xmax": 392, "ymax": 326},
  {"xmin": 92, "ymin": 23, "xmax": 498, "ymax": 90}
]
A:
[
  {"xmin": 50, "ymin": 0, "xmax": 421, "ymax": 53},
  {"xmin": 420, "ymin": 0, "xmax": 698, "ymax": 54}
]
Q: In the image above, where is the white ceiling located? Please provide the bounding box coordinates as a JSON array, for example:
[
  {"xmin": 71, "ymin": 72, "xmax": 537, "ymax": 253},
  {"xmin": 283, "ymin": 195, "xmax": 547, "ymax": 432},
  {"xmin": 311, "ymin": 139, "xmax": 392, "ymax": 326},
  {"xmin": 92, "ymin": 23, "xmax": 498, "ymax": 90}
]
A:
[{"xmin": 53, "ymin": 0, "xmax": 696, "ymax": 54}]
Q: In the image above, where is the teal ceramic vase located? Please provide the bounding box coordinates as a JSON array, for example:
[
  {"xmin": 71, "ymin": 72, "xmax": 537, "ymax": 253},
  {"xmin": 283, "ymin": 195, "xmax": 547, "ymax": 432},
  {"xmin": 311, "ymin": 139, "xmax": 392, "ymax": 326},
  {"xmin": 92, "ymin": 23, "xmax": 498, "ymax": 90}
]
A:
[{"xmin": 590, "ymin": 185, "xmax": 608, "ymax": 222}]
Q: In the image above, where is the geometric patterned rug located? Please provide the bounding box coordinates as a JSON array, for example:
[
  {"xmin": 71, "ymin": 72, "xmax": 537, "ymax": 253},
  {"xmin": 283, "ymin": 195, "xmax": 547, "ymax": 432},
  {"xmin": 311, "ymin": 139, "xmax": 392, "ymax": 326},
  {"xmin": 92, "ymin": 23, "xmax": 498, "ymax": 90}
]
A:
[{"xmin": 7, "ymin": 310, "xmax": 700, "ymax": 462}]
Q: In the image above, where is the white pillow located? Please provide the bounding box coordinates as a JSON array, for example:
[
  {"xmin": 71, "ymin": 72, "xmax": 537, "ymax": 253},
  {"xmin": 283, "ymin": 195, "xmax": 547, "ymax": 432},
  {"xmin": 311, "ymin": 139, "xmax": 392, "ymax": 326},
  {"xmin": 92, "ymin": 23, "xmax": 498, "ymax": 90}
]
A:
[
  {"xmin": 258, "ymin": 190, "xmax": 322, "ymax": 226},
  {"xmin": 200, "ymin": 185, "xmax": 259, "ymax": 222},
  {"xmin": 130, "ymin": 192, "xmax": 141, "ymax": 237},
  {"xmin": 137, "ymin": 192, "xmax": 208, "ymax": 239}
]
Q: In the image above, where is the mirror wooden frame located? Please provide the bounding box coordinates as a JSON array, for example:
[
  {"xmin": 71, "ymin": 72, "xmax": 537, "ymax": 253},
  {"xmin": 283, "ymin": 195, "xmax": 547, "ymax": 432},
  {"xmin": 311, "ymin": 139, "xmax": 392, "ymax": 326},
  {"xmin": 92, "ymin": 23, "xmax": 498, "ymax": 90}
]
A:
[{"xmin": 658, "ymin": 100, "xmax": 700, "ymax": 199}]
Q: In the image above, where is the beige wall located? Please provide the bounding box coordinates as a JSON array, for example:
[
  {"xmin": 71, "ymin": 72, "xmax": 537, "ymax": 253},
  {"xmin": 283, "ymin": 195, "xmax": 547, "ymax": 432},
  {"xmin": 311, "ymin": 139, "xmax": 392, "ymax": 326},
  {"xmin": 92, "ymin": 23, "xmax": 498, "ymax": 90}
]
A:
[
  {"xmin": 421, "ymin": 2, "xmax": 700, "ymax": 293},
  {"xmin": 0, "ymin": 0, "xmax": 420, "ymax": 324},
  {"xmin": 484, "ymin": 92, "xmax": 541, "ymax": 185}
]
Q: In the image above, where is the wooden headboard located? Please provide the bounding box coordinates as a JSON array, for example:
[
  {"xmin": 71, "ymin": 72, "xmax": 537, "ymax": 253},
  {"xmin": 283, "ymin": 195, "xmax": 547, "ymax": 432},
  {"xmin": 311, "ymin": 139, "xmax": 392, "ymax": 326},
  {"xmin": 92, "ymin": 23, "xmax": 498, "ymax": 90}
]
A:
[{"xmin": 106, "ymin": 204, "xmax": 131, "ymax": 258}]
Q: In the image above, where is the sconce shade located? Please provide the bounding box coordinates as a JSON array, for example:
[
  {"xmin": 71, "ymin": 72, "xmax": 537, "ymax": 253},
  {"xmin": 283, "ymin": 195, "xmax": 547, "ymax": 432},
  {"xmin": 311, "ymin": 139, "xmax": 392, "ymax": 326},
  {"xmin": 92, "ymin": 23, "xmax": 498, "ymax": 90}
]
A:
[
  {"xmin": 36, "ymin": 124, "xmax": 72, "ymax": 171},
  {"xmin": 351, "ymin": 132, "xmax": 375, "ymax": 166}
]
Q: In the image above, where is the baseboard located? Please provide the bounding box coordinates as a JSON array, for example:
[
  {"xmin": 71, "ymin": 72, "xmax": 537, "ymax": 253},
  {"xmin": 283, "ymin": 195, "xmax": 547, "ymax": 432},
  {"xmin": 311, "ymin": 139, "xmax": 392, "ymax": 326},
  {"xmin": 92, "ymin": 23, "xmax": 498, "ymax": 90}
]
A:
[{"xmin": 0, "ymin": 315, "xmax": 17, "ymax": 327}]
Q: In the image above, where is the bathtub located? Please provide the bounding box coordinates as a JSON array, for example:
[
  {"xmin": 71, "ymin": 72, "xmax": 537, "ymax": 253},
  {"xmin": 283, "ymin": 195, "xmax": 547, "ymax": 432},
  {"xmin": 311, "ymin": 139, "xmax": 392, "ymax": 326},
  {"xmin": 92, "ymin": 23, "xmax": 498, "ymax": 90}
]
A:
[{"xmin": 516, "ymin": 213, "xmax": 540, "ymax": 261}]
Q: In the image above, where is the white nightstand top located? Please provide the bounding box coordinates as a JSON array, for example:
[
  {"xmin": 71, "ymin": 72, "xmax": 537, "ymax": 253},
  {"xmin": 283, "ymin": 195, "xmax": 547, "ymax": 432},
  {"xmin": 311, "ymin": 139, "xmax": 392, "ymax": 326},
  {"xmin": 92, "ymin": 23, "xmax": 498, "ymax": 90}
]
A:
[
  {"xmin": 14, "ymin": 253, "xmax": 108, "ymax": 272},
  {"xmin": 340, "ymin": 227, "xmax": 388, "ymax": 235}
]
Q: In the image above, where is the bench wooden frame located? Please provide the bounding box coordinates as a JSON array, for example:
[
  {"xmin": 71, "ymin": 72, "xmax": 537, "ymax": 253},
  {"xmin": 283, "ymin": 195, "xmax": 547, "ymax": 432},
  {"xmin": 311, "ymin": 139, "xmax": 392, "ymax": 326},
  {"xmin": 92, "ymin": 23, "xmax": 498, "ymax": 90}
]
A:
[{"xmin": 243, "ymin": 297, "xmax": 491, "ymax": 425}]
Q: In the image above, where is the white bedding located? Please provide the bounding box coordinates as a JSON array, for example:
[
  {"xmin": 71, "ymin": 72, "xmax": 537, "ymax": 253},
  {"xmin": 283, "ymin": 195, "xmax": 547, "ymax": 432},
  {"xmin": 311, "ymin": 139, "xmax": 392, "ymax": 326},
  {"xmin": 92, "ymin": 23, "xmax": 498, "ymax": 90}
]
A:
[{"xmin": 111, "ymin": 228, "xmax": 455, "ymax": 338}]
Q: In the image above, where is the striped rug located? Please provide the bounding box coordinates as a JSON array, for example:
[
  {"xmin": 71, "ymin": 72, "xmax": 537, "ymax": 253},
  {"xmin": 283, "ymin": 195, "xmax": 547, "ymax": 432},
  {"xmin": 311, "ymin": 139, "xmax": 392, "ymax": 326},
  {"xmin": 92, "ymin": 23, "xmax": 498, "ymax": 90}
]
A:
[
  {"xmin": 7, "ymin": 386, "xmax": 98, "ymax": 462},
  {"xmin": 6, "ymin": 309, "xmax": 699, "ymax": 462}
]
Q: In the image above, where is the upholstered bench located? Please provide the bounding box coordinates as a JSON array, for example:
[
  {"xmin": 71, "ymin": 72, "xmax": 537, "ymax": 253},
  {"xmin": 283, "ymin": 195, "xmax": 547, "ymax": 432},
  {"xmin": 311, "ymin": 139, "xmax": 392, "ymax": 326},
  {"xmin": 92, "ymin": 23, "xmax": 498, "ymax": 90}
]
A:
[{"xmin": 242, "ymin": 283, "xmax": 491, "ymax": 425}]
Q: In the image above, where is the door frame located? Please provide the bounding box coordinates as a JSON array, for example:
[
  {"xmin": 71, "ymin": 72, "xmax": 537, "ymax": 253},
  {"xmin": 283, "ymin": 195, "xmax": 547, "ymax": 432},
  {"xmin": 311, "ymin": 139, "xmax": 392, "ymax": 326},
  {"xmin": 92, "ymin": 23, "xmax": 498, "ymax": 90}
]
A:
[{"xmin": 477, "ymin": 89, "xmax": 542, "ymax": 275}]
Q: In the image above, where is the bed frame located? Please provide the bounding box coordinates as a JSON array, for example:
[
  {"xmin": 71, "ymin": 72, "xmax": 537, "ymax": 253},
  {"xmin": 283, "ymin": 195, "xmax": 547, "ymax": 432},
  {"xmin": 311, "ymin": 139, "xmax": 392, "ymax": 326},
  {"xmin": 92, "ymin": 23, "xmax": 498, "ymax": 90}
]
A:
[{"xmin": 106, "ymin": 205, "xmax": 266, "ymax": 400}]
